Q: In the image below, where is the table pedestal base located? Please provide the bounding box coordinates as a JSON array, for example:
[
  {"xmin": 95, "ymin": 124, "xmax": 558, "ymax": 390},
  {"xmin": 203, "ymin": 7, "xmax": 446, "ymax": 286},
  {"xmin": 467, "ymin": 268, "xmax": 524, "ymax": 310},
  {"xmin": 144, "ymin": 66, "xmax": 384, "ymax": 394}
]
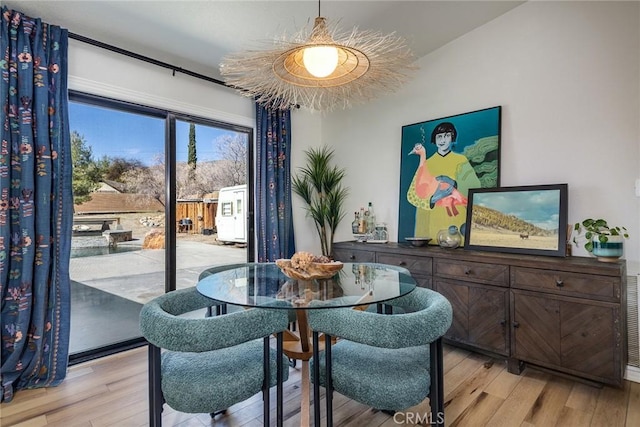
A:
[{"xmin": 282, "ymin": 310, "xmax": 334, "ymax": 426}]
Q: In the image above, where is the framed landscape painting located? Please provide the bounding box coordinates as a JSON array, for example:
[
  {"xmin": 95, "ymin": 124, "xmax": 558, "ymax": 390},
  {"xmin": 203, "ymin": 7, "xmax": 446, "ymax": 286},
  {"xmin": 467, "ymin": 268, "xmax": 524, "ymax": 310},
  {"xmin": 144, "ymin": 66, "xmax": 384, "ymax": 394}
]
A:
[
  {"xmin": 398, "ymin": 106, "xmax": 501, "ymax": 245},
  {"xmin": 464, "ymin": 183, "xmax": 569, "ymax": 257}
]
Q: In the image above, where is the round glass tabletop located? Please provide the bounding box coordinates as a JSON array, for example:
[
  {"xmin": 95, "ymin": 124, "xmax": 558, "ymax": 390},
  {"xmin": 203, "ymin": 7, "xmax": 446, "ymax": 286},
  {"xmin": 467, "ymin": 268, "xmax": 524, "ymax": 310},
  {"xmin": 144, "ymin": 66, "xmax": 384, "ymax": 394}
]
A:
[{"xmin": 196, "ymin": 262, "xmax": 417, "ymax": 309}]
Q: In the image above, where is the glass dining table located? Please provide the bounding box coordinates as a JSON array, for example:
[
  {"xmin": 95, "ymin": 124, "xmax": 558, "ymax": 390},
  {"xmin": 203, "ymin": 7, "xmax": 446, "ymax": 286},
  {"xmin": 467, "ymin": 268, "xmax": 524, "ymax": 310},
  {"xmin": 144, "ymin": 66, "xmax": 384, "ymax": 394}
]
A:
[{"xmin": 196, "ymin": 262, "xmax": 417, "ymax": 426}]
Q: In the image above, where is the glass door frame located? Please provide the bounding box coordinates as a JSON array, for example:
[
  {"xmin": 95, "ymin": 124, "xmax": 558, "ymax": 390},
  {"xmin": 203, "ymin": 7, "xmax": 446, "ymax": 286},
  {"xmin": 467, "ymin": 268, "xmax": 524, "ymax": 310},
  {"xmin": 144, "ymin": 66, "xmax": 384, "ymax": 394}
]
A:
[{"xmin": 68, "ymin": 91, "xmax": 254, "ymax": 364}]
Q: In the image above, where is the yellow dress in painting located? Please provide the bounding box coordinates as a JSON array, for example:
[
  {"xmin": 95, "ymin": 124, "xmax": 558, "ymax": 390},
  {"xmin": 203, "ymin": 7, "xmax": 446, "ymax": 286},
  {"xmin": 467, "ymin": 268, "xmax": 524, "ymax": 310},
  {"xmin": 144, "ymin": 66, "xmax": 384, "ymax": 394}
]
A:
[{"xmin": 407, "ymin": 151, "xmax": 480, "ymax": 240}]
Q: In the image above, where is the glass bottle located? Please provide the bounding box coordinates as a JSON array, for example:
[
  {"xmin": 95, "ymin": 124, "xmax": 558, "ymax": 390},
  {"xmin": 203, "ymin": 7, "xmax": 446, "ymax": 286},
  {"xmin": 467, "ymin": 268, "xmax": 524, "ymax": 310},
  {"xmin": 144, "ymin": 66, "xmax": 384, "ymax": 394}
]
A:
[
  {"xmin": 366, "ymin": 202, "xmax": 376, "ymax": 234},
  {"xmin": 351, "ymin": 211, "xmax": 360, "ymax": 234},
  {"xmin": 358, "ymin": 207, "xmax": 367, "ymax": 233},
  {"xmin": 361, "ymin": 211, "xmax": 370, "ymax": 234}
]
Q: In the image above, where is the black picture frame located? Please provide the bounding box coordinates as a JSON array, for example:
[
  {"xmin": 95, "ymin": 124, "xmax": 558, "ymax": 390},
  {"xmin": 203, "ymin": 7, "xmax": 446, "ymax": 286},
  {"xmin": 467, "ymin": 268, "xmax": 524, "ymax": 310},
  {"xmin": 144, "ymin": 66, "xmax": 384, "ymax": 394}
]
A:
[{"xmin": 464, "ymin": 184, "xmax": 568, "ymax": 257}]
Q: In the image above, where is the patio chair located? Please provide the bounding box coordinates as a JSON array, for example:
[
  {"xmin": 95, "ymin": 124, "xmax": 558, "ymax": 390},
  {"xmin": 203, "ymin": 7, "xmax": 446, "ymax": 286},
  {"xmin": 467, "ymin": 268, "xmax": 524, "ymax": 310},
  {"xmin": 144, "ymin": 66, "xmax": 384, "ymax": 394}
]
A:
[
  {"xmin": 307, "ymin": 286, "xmax": 452, "ymax": 426},
  {"xmin": 140, "ymin": 287, "xmax": 290, "ymax": 427}
]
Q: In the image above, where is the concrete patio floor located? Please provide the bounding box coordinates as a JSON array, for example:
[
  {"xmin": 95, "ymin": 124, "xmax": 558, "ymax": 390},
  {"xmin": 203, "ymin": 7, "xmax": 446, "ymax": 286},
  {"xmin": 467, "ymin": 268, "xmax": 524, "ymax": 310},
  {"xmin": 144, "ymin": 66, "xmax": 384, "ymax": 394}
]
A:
[{"xmin": 70, "ymin": 239, "xmax": 248, "ymax": 304}]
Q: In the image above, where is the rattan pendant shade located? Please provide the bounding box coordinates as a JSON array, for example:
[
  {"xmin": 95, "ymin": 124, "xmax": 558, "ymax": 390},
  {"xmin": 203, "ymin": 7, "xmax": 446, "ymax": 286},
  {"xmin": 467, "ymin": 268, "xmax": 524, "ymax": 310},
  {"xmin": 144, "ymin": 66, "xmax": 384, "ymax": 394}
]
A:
[
  {"xmin": 273, "ymin": 17, "xmax": 370, "ymax": 88},
  {"xmin": 219, "ymin": 13, "xmax": 416, "ymax": 111}
]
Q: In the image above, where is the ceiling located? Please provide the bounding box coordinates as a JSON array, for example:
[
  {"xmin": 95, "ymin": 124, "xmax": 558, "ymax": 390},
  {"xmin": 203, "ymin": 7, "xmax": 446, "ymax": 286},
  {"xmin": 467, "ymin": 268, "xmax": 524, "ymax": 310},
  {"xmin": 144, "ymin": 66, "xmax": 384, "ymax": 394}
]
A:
[{"xmin": 5, "ymin": 1, "xmax": 524, "ymax": 82}]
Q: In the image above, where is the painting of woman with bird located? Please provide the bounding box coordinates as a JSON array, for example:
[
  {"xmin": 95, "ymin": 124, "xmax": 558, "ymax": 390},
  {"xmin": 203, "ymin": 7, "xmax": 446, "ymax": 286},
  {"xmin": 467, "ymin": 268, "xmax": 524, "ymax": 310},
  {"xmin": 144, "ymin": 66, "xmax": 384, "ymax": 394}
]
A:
[{"xmin": 399, "ymin": 107, "xmax": 502, "ymax": 244}]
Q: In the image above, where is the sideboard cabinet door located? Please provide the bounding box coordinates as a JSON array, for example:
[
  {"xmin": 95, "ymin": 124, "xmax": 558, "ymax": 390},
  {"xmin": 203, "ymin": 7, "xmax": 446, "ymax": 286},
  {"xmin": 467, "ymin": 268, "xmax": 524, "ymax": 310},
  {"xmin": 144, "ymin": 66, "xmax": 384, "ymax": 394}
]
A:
[
  {"xmin": 561, "ymin": 299, "xmax": 619, "ymax": 384},
  {"xmin": 436, "ymin": 279, "xmax": 509, "ymax": 356},
  {"xmin": 434, "ymin": 279, "xmax": 468, "ymax": 344},
  {"xmin": 511, "ymin": 291, "xmax": 561, "ymax": 366},
  {"xmin": 511, "ymin": 289, "xmax": 622, "ymax": 386},
  {"xmin": 469, "ymin": 285, "xmax": 509, "ymax": 355}
]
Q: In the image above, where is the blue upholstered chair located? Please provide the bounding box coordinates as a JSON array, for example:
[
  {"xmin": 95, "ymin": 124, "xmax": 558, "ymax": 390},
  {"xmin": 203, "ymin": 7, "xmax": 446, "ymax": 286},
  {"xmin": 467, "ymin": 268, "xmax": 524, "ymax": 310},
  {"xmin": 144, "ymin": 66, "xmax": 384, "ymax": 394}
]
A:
[
  {"xmin": 198, "ymin": 263, "xmax": 298, "ymax": 365},
  {"xmin": 140, "ymin": 287, "xmax": 291, "ymax": 427},
  {"xmin": 307, "ymin": 286, "xmax": 452, "ymax": 426}
]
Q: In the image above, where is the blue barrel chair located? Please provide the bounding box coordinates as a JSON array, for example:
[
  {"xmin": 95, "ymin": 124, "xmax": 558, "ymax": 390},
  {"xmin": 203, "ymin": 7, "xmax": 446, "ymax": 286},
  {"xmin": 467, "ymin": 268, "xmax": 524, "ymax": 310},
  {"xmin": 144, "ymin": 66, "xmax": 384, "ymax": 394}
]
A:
[
  {"xmin": 140, "ymin": 287, "xmax": 291, "ymax": 426},
  {"xmin": 307, "ymin": 286, "xmax": 453, "ymax": 426}
]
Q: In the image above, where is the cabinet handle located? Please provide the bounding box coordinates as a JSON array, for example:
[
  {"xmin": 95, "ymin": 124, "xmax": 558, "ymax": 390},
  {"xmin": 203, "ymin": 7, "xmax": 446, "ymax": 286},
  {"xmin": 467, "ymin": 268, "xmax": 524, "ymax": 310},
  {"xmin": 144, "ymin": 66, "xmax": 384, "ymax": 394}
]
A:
[
  {"xmin": 555, "ymin": 279, "xmax": 564, "ymax": 287},
  {"xmin": 512, "ymin": 321, "xmax": 520, "ymax": 328},
  {"xmin": 349, "ymin": 255, "xmax": 356, "ymax": 260},
  {"xmin": 464, "ymin": 268, "xmax": 471, "ymax": 275},
  {"xmin": 399, "ymin": 261, "xmax": 407, "ymax": 266}
]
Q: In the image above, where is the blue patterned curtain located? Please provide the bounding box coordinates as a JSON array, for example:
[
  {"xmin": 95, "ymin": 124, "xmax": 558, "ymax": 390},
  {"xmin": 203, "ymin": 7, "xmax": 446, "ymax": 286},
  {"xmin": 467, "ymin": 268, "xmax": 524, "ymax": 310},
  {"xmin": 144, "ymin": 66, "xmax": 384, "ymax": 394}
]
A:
[
  {"xmin": 256, "ymin": 104, "xmax": 295, "ymax": 261},
  {"xmin": 0, "ymin": 7, "xmax": 72, "ymax": 402}
]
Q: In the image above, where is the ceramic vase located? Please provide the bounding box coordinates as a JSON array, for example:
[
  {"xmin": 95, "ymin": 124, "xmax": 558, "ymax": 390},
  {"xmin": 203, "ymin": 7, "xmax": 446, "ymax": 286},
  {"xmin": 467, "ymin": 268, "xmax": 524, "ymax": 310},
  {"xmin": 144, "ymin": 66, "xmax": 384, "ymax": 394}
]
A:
[
  {"xmin": 437, "ymin": 225, "xmax": 462, "ymax": 249},
  {"xmin": 591, "ymin": 234, "xmax": 623, "ymax": 262}
]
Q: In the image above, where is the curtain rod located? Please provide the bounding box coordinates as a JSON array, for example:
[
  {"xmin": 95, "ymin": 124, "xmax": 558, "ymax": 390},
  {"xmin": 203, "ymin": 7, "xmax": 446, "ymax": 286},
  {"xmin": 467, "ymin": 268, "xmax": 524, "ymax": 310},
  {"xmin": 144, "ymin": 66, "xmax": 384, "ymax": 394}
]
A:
[{"xmin": 68, "ymin": 32, "xmax": 227, "ymax": 87}]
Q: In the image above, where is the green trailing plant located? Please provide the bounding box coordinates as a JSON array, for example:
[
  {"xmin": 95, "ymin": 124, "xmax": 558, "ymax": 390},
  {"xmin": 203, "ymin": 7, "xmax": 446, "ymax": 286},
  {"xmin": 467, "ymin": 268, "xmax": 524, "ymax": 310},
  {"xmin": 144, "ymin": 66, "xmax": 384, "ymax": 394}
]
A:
[
  {"xmin": 292, "ymin": 146, "xmax": 349, "ymax": 258},
  {"xmin": 572, "ymin": 218, "xmax": 629, "ymax": 253}
]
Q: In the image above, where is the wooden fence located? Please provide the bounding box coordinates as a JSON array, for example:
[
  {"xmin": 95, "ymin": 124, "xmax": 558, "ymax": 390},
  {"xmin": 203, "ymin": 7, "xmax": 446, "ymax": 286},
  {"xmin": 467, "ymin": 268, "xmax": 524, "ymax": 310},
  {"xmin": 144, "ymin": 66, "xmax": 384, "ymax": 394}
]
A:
[{"xmin": 176, "ymin": 200, "xmax": 217, "ymax": 234}]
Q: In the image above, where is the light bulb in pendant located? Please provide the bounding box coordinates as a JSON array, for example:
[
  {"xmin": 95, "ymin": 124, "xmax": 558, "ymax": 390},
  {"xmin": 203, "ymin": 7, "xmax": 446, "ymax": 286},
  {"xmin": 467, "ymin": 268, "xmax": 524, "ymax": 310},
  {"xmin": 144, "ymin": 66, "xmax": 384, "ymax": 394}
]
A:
[{"xmin": 303, "ymin": 45, "xmax": 339, "ymax": 78}]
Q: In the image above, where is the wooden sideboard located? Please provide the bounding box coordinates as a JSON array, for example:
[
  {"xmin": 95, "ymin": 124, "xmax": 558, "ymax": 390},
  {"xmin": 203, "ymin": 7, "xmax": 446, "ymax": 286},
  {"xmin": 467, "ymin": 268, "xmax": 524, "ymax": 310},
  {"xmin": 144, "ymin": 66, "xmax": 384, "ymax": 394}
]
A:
[{"xmin": 333, "ymin": 241, "xmax": 628, "ymax": 387}]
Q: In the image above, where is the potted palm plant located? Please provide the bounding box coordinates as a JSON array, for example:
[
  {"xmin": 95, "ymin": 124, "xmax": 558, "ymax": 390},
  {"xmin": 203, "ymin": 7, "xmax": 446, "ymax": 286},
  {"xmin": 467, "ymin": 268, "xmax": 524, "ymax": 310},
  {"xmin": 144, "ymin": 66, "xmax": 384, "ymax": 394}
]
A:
[
  {"xmin": 572, "ymin": 218, "xmax": 629, "ymax": 262},
  {"xmin": 292, "ymin": 146, "xmax": 349, "ymax": 258}
]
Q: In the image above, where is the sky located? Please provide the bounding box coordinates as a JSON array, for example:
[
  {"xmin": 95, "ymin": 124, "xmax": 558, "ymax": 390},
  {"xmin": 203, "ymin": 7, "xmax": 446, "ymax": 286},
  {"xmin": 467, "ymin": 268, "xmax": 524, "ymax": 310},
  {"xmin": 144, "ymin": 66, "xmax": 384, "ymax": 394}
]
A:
[
  {"xmin": 473, "ymin": 189, "xmax": 563, "ymax": 231},
  {"xmin": 69, "ymin": 101, "xmax": 243, "ymax": 165}
]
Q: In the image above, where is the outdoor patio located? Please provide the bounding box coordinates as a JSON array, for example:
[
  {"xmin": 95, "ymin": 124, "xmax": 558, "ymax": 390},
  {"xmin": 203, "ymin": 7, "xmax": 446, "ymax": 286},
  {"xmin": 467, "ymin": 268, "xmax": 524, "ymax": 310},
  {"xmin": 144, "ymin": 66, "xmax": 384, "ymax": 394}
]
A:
[{"xmin": 69, "ymin": 227, "xmax": 247, "ymax": 355}]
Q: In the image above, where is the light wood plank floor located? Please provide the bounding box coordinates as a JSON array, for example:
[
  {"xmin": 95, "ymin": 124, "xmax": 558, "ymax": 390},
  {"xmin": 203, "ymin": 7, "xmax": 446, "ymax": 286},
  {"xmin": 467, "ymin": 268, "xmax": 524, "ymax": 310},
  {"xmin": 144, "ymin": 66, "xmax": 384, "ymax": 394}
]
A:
[{"xmin": 2, "ymin": 345, "xmax": 639, "ymax": 426}]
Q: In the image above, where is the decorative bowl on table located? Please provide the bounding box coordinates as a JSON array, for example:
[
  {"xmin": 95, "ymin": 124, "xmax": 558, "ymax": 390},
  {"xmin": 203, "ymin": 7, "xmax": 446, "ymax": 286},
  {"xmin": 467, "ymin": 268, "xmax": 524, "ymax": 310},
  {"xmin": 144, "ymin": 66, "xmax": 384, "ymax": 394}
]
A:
[
  {"xmin": 275, "ymin": 256, "xmax": 343, "ymax": 281},
  {"xmin": 405, "ymin": 237, "xmax": 432, "ymax": 247}
]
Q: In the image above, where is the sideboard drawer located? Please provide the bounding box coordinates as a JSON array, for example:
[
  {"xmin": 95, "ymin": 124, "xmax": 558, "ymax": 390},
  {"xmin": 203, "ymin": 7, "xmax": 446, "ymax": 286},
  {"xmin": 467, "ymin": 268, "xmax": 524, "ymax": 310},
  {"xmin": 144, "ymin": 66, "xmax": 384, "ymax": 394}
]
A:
[
  {"xmin": 333, "ymin": 248, "xmax": 375, "ymax": 263},
  {"xmin": 511, "ymin": 267, "xmax": 621, "ymax": 302},
  {"xmin": 376, "ymin": 253, "xmax": 433, "ymax": 276},
  {"xmin": 434, "ymin": 259, "xmax": 509, "ymax": 287}
]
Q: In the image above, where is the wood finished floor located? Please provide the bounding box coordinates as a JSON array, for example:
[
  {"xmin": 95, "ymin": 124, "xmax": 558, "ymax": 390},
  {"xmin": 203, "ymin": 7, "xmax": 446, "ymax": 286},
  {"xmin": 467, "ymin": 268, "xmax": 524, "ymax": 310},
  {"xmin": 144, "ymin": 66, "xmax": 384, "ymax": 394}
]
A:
[{"xmin": 2, "ymin": 345, "xmax": 639, "ymax": 427}]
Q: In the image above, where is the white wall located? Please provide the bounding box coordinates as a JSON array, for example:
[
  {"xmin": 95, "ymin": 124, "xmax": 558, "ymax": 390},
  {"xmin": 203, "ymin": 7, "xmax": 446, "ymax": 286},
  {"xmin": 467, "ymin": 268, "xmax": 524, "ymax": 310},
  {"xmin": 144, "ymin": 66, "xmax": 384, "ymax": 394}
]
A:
[
  {"xmin": 290, "ymin": 109, "xmax": 326, "ymax": 255},
  {"xmin": 68, "ymin": 40, "xmax": 255, "ymax": 128},
  {"xmin": 320, "ymin": 1, "xmax": 640, "ymax": 273}
]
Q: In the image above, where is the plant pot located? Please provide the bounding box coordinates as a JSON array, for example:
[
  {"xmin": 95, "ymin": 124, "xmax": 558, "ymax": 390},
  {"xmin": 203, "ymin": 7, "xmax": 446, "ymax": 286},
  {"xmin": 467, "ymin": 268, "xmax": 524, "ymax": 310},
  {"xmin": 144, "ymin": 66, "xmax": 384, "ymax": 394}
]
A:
[{"xmin": 591, "ymin": 235, "xmax": 623, "ymax": 262}]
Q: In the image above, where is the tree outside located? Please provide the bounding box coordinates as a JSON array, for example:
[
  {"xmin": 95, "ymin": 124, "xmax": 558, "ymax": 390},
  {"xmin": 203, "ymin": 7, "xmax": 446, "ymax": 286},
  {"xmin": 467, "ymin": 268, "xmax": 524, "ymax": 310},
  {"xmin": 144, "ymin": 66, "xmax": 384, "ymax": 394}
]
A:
[
  {"xmin": 70, "ymin": 130, "xmax": 247, "ymax": 203},
  {"xmin": 211, "ymin": 134, "xmax": 247, "ymax": 188},
  {"xmin": 101, "ymin": 157, "xmax": 145, "ymax": 182},
  {"xmin": 187, "ymin": 123, "xmax": 197, "ymax": 182},
  {"xmin": 176, "ymin": 133, "xmax": 247, "ymax": 198},
  {"xmin": 71, "ymin": 131, "xmax": 104, "ymax": 205},
  {"xmin": 121, "ymin": 154, "xmax": 166, "ymax": 207}
]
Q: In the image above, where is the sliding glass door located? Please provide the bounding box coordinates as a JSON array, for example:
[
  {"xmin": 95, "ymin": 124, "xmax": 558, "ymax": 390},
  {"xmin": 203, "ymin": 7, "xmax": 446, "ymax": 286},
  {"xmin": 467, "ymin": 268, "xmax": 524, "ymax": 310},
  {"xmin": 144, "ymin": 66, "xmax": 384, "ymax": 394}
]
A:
[
  {"xmin": 67, "ymin": 92, "xmax": 252, "ymax": 360},
  {"xmin": 174, "ymin": 119, "xmax": 250, "ymax": 291}
]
